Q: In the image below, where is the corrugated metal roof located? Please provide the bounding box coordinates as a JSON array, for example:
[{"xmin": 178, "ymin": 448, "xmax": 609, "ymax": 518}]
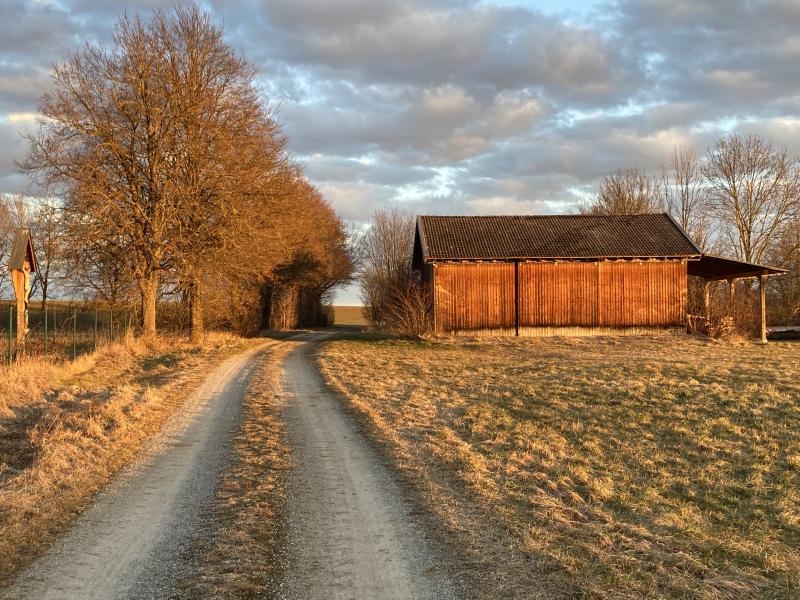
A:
[
  {"xmin": 414, "ymin": 214, "xmax": 702, "ymax": 263},
  {"xmin": 8, "ymin": 228, "xmax": 38, "ymax": 272}
]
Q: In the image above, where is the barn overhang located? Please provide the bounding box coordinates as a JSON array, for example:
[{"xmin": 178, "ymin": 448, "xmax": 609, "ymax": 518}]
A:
[{"xmin": 687, "ymin": 254, "xmax": 786, "ymax": 281}]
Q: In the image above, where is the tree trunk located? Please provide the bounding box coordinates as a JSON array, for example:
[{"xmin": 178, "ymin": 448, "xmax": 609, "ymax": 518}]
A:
[
  {"xmin": 190, "ymin": 276, "xmax": 204, "ymax": 344},
  {"xmin": 140, "ymin": 271, "xmax": 159, "ymax": 338}
]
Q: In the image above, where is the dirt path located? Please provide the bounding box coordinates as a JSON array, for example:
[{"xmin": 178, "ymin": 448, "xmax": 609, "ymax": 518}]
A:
[
  {"xmin": 276, "ymin": 333, "xmax": 460, "ymax": 600},
  {"xmin": 1, "ymin": 344, "xmax": 269, "ymax": 600}
]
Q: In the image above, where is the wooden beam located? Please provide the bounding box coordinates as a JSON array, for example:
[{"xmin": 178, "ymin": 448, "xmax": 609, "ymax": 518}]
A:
[
  {"xmin": 759, "ymin": 274, "xmax": 767, "ymax": 344},
  {"xmin": 703, "ymin": 279, "xmax": 711, "ymax": 321}
]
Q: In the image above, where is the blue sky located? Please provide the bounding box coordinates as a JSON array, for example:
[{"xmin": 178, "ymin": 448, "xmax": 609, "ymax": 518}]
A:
[{"xmin": 2, "ymin": 0, "xmax": 800, "ymax": 304}]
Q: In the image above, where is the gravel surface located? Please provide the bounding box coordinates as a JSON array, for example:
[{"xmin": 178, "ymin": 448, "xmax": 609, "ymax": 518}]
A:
[
  {"xmin": 1, "ymin": 344, "xmax": 268, "ymax": 600},
  {"xmin": 276, "ymin": 333, "xmax": 462, "ymax": 600}
]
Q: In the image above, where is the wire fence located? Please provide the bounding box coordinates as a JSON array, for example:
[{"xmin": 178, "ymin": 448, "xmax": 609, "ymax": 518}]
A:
[{"xmin": 0, "ymin": 303, "xmax": 136, "ymax": 365}]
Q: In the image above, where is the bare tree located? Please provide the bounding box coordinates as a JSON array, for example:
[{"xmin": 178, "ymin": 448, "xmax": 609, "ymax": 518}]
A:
[
  {"xmin": 662, "ymin": 146, "xmax": 712, "ymax": 250},
  {"xmin": 0, "ymin": 195, "xmax": 13, "ymax": 295},
  {"xmin": 357, "ymin": 208, "xmax": 418, "ymax": 330},
  {"xmin": 581, "ymin": 168, "xmax": 664, "ymax": 215},
  {"xmin": 704, "ymin": 134, "xmax": 800, "ymax": 264},
  {"xmin": 152, "ymin": 6, "xmax": 289, "ymax": 342},
  {"xmin": 28, "ymin": 199, "xmax": 62, "ymax": 310},
  {"xmin": 22, "ymin": 13, "xmax": 183, "ymax": 337}
]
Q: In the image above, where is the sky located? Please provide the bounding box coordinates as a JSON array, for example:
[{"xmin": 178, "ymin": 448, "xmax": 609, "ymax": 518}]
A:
[{"xmin": 2, "ymin": 0, "xmax": 800, "ymax": 304}]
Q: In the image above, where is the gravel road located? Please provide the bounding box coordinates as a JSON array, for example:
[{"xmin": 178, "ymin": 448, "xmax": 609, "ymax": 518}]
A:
[
  {"xmin": 277, "ymin": 333, "xmax": 460, "ymax": 600},
  {"xmin": 1, "ymin": 344, "xmax": 269, "ymax": 600},
  {"xmin": 3, "ymin": 334, "xmax": 462, "ymax": 600}
]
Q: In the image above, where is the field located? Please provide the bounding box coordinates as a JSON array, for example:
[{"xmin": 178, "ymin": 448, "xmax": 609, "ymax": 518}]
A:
[
  {"xmin": 318, "ymin": 334, "xmax": 800, "ymax": 599},
  {"xmin": 332, "ymin": 305, "xmax": 367, "ymax": 326}
]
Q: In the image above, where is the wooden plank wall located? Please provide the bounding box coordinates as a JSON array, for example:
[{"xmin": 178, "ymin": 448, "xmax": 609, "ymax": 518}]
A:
[
  {"xmin": 433, "ymin": 259, "xmax": 687, "ymax": 333},
  {"xmin": 519, "ymin": 260, "xmax": 686, "ymax": 328},
  {"xmin": 434, "ymin": 263, "xmax": 515, "ymax": 333}
]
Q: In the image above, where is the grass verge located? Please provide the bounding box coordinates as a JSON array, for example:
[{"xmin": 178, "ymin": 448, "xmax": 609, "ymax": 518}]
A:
[
  {"xmin": 0, "ymin": 332, "xmax": 255, "ymax": 585},
  {"xmin": 318, "ymin": 334, "xmax": 800, "ymax": 599}
]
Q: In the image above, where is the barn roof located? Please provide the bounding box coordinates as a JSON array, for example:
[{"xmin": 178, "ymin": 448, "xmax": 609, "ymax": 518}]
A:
[
  {"xmin": 8, "ymin": 228, "xmax": 38, "ymax": 272},
  {"xmin": 413, "ymin": 213, "xmax": 702, "ymax": 265}
]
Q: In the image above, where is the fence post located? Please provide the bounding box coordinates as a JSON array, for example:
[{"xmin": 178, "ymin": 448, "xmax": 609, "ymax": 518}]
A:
[
  {"xmin": 44, "ymin": 306, "xmax": 48, "ymax": 356},
  {"xmin": 72, "ymin": 309, "xmax": 77, "ymax": 361}
]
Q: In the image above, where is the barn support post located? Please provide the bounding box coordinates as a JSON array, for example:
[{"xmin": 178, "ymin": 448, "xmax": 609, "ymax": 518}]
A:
[
  {"xmin": 759, "ymin": 274, "xmax": 767, "ymax": 344},
  {"xmin": 514, "ymin": 260, "xmax": 520, "ymax": 337},
  {"xmin": 728, "ymin": 278, "xmax": 736, "ymax": 316},
  {"xmin": 703, "ymin": 279, "xmax": 711, "ymax": 322},
  {"xmin": 431, "ymin": 263, "xmax": 438, "ymax": 334}
]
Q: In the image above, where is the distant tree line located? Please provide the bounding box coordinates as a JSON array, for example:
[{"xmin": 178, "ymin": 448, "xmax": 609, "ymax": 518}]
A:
[{"xmin": 12, "ymin": 6, "xmax": 353, "ymax": 341}]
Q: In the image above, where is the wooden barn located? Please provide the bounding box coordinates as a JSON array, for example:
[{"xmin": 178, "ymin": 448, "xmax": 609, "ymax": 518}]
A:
[{"xmin": 412, "ymin": 214, "xmax": 785, "ymax": 340}]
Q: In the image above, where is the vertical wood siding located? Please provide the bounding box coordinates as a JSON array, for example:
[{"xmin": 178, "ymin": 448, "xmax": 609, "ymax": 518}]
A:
[
  {"xmin": 433, "ymin": 259, "xmax": 687, "ymax": 333},
  {"xmin": 434, "ymin": 262, "xmax": 515, "ymax": 333}
]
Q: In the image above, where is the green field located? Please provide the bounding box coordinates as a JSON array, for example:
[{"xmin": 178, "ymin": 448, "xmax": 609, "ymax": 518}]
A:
[{"xmin": 332, "ymin": 305, "xmax": 367, "ymax": 326}]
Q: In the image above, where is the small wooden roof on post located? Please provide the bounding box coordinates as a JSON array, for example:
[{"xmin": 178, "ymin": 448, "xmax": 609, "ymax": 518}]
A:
[
  {"xmin": 687, "ymin": 254, "xmax": 787, "ymax": 344},
  {"xmin": 8, "ymin": 228, "xmax": 39, "ymax": 273}
]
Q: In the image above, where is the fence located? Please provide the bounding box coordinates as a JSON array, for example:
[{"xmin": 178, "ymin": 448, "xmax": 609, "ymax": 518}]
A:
[{"xmin": 0, "ymin": 303, "xmax": 136, "ymax": 365}]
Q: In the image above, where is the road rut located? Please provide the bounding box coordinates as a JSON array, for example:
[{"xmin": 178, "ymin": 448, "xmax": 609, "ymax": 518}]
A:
[
  {"xmin": 277, "ymin": 333, "xmax": 459, "ymax": 600},
  {"xmin": 1, "ymin": 344, "xmax": 268, "ymax": 600}
]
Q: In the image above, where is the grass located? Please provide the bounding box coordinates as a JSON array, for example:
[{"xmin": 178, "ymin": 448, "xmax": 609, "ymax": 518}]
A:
[
  {"xmin": 332, "ymin": 305, "xmax": 367, "ymax": 326},
  {"xmin": 0, "ymin": 332, "xmax": 256, "ymax": 585},
  {"xmin": 318, "ymin": 334, "xmax": 800, "ymax": 599},
  {"xmin": 174, "ymin": 339, "xmax": 295, "ymax": 599}
]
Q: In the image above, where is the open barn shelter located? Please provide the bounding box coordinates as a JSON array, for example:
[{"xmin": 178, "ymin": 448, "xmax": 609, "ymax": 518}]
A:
[{"xmin": 412, "ymin": 214, "xmax": 786, "ymax": 341}]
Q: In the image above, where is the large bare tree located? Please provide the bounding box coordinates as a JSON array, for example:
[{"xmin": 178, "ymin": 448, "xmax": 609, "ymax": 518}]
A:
[
  {"xmin": 662, "ymin": 146, "xmax": 712, "ymax": 250},
  {"xmin": 704, "ymin": 134, "xmax": 800, "ymax": 264},
  {"xmin": 581, "ymin": 168, "xmax": 664, "ymax": 215},
  {"xmin": 153, "ymin": 6, "xmax": 289, "ymax": 342},
  {"xmin": 22, "ymin": 13, "xmax": 180, "ymax": 336}
]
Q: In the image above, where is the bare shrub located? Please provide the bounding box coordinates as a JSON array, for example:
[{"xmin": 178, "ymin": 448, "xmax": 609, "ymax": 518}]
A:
[
  {"xmin": 357, "ymin": 208, "xmax": 423, "ymax": 332},
  {"xmin": 381, "ymin": 278, "xmax": 432, "ymax": 338}
]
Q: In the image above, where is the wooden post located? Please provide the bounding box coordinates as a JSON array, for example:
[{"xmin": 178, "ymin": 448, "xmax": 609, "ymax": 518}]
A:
[
  {"xmin": 431, "ymin": 263, "xmax": 438, "ymax": 334},
  {"xmin": 703, "ymin": 279, "xmax": 711, "ymax": 321},
  {"xmin": 514, "ymin": 260, "xmax": 520, "ymax": 337},
  {"xmin": 759, "ymin": 274, "xmax": 767, "ymax": 344},
  {"xmin": 10, "ymin": 268, "xmax": 29, "ymax": 355},
  {"xmin": 728, "ymin": 278, "xmax": 735, "ymax": 316}
]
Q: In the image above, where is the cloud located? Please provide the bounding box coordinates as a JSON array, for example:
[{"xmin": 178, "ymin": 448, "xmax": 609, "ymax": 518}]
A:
[{"xmin": 1, "ymin": 0, "xmax": 799, "ymax": 255}]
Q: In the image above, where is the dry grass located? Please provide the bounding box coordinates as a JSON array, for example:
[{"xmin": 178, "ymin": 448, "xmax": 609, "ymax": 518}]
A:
[
  {"xmin": 318, "ymin": 334, "xmax": 800, "ymax": 599},
  {"xmin": 175, "ymin": 340, "xmax": 296, "ymax": 599},
  {"xmin": 0, "ymin": 332, "xmax": 255, "ymax": 584},
  {"xmin": 332, "ymin": 305, "xmax": 367, "ymax": 326}
]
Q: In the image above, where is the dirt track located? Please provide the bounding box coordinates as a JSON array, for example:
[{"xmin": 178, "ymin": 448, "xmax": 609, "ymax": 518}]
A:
[
  {"xmin": 1, "ymin": 344, "xmax": 268, "ymax": 600},
  {"xmin": 3, "ymin": 334, "xmax": 461, "ymax": 599},
  {"xmin": 277, "ymin": 333, "xmax": 459, "ymax": 600}
]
